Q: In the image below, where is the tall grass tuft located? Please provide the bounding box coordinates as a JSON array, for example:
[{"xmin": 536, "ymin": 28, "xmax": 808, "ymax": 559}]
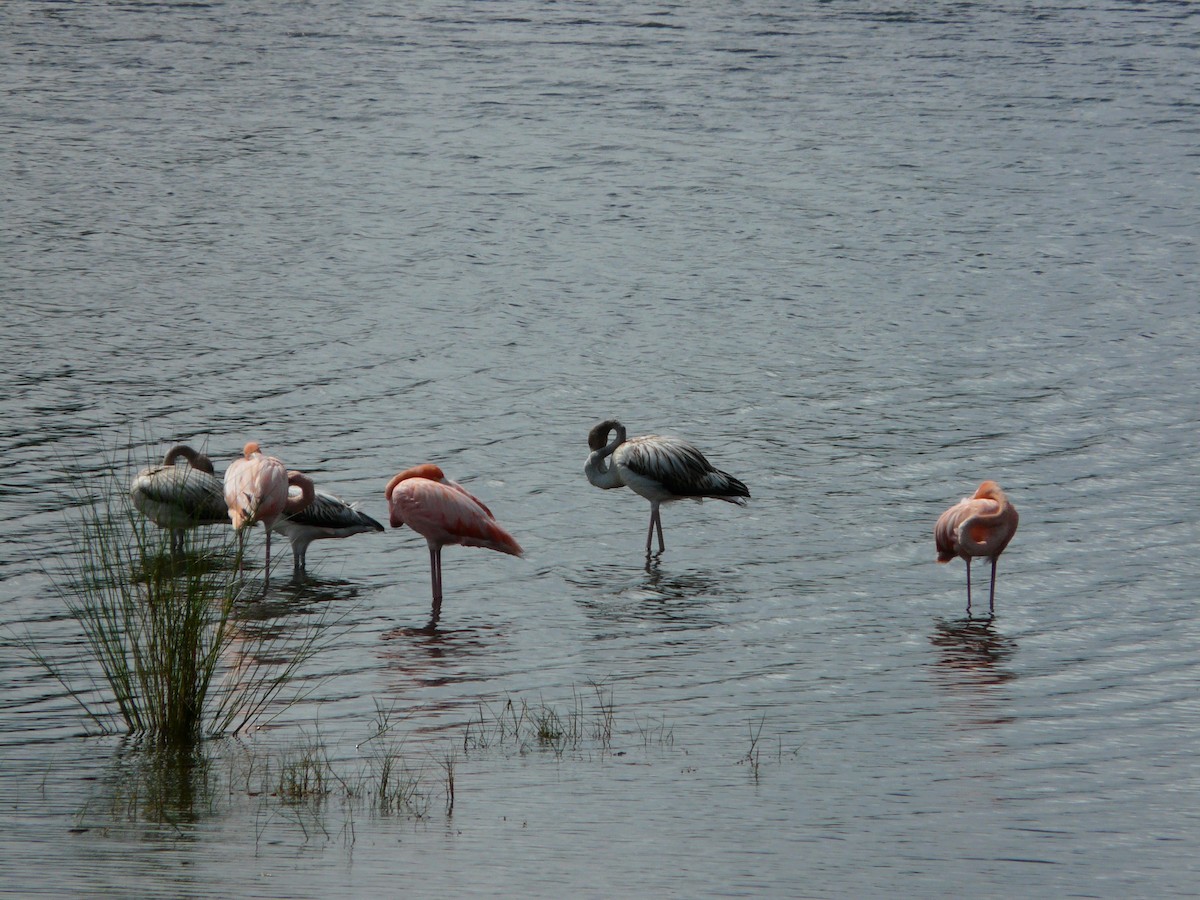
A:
[{"xmin": 31, "ymin": 454, "xmax": 333, "ymax": 746}]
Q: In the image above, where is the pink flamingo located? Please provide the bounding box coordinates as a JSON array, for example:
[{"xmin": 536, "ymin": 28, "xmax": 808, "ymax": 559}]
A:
[
  {"xmin": 223, "ymin": 442, "xmax": 315, "ymax": 585},
  {"xmin": 935, "ymin": 480, "xmax": 1019, "ymax": 614},
  {"xmin": 385, "ymin": 464, "xmax": 522, "ymax": 624}
]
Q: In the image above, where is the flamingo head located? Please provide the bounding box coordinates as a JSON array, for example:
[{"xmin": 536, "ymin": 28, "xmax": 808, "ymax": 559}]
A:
[
  {"xmin": 385, "ymin": 464, "xmax": 446, "ymax": 500},
  {"xmin": 163, "ymin": 444, "xmax": 215, "ymax": 473},
  {"xmin": 385, "ymin": 463, "xmax": 447, "ymax": 528},
  {"xmin": 242, "ymin": 441, "xmax": 262, "ymax": 459},
  {"xmin": 588, "ymin": 419, "xmax": 625, "ymax": 452},
  {"xmin": 973, "ymin": 480, "xmax": 1005, "ymax": 502}
]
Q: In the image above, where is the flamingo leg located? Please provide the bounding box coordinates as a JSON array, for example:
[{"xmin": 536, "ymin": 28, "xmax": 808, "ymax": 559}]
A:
[
  {"xmin": 264, "ymin": 527, "xmax": 272, "ymax": 588},
  {"xmin": 429, "ymin": 543, "xmax": 443, "ymax": 627},
  {"xmin": 429, "ymin": 543, "xmax": 444, "ymax": 603},
  {"xmin": 965, "ymin": 558, "xmax": 973, "ymax": 614},
  {"xmin": 646, "ymin": 502, "xmax": 665, "ymax": 555},
  {"xmin": 989, "ymin": 557, "xmax": 998, "ymax": 614}
]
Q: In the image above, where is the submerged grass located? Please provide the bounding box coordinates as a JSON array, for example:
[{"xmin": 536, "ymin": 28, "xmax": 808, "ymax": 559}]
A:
[
  {"xmin": 66, "ymin": 687, "xmax": 737, "ymax": 849},
  {"xmin": 462, "ymin": 680, "xmax": 622, "ymax": 757},
  {"xmin": 27, "ymin": 452, "xmax": 337, "ymax": 747}
]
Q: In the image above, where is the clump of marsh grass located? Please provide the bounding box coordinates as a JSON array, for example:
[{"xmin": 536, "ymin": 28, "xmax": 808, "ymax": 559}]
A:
[
  {"xmin": 738, "ymin": 715, "xmax": 766, "ymax": 784},
  {"xmin": 735, "ymin": 715, "xmax": 798, "ymax": 783},
  {"xmin": 357, "ymin": 702, "xmax": 435, "ymax": 818},
  {"xmin": 634, "ymin": 713, "xmax": 675, "ymax": 749},
  {"xmin": 229, "ymin": 708, "xmax": 451, "ymax": 845},
  {"xmin": 28, "ymin": 454, "xmax": 336, "ymax": 746},
  {"xmin": 462, "ymin": 681, "xmax": 619, "ymax": 757}
]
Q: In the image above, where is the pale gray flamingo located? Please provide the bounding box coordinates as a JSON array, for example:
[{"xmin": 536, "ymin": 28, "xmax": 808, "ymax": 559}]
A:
[
  {"xmin": 385, "ymin": 464, "xmax": 522, "ymax": 624},
  {"xmin": 584, "ymin": 419, "xmax": 750, "ymax": 555},
  {"xmin": 130, "ymin": 444, "xmax": 228, "ymax": 554},
  {"xmin": 272, "ymin": 488, "xmax": 383, "ymax": 573},
  {"xmin": 223, "ymin": 442, "xmax": 315, "ymax": 585},
  {"xmin": 935, "ymin": 480, "xmax": 1019, "ymax": 614}
]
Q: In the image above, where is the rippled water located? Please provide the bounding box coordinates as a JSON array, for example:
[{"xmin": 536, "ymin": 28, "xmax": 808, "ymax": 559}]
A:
[{"xmin": 3, "ymin": 1, "xmax": 1199, "ymax": 896}]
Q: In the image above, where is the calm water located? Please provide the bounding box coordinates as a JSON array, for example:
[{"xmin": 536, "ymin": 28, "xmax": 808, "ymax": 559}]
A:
[{"xmin": 3, "ymin": 0, "xmax": 1199, "ymax": 895}]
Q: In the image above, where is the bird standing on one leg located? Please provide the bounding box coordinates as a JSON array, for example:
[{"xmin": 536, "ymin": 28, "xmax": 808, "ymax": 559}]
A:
[
  {"xmin": 130, "ymin": 444, "xmax": 229, "ymax": 555},
  {"xmin": 385, "ymin": 464, "xmax": 522, "ymax": 627},
  {"xmin": 584, "ymin": 419, "xmax": 750, "ymax": 556},
  {"xmin": 935, "ymin": 480, "xmax": 1019, "ymax": 615},
  {"xmin": 223, "ymin": 442, "xmax": 315, "ymax": 586}
]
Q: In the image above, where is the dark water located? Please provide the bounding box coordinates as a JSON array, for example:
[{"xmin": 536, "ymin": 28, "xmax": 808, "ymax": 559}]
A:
[{"xmin": 3, "ymin": 1, "xmax": 1198, "ymax": 895}]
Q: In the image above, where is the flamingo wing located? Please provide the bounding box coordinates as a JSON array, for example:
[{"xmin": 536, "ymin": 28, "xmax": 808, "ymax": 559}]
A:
[
  {"xmin": 131, "ymin": 465, "xmax": 227, "ymax": 528},
  {"xmin": 620, "ymin": 436, "xmax": 750, "ymax": 502},
  {"xmin": 285, "ymin": 489, "xmax": 383, "ymax": 532},
  {"xmin": 442, "ymin": 478, "xmax": 495, "ymax": 519},
  {"xmin": 935, "ymin": 497, "xmax": 1004, "ymax": 561},
  {"xmin": 391, "ymin": 478, "xmax": 522, "ymax": 556}
]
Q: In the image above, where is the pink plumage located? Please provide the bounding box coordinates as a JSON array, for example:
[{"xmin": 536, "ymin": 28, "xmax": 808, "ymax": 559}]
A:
[
  {"xmin": 385, "ymin": 464, "xmax": 522, "ymax": 623},
  {"xmin": 935, "ymin": 480, "xmax": 1018, "ymax": 613},
  {"xmin": 223, "ymin": 441, "xmax": 314, "ymax": 585}
]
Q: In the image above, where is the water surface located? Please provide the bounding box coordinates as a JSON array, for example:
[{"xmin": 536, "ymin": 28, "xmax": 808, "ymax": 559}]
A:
[{"xmin": 2, "ymin": 1, "xmax": 1198, "ymax": 896}]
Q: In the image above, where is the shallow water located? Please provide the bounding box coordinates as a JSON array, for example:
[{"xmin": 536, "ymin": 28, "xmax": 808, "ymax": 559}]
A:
[{"xmin": 2, "ymin": 1, "xmax": 1199, "ymax": 896}]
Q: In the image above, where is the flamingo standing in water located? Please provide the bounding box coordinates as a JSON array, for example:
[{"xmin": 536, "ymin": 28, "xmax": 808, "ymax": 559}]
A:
[
  {"xmin": 271, "ymin": 488, "xmax": 384, "ymax": 573},
  {"xmin": 385, "ymin": 464, "xmax": 522, "ymax": 624},
  {"xmin": 130, "ymin": 444, "xmax": 229, "ymax": 554},
  {"xmin": 935, "ymin": 480, "xmax": 1019, "ymax": 614},
  {"xmin": 584, "ymin": 419, "xmax": 750, "ymax": 555},
  {"xmin": 223, "ymin": 442, "xmax": 315, "ymax": 585}
]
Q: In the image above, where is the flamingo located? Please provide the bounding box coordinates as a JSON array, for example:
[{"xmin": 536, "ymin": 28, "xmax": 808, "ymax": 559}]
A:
[
  {"xmin": 935, "ymin": 480, "xmax": 1019, "ymax": 614},
  {"xmin": 584, "ymin": 419, "xmax": 750, "ymax": 555},
  {"xmin": 271, "ymin": 488, "xmax": 384, "ymax": 573},
  {"xmin": 385, "ymin": 463, "xmax": 522, "ymax": 624},
  {"xmin": 130, "ymin": 444, "xmax": 228, "ymax": 554},
  {"xmin": 223, "ymin": 442, "xmax": 315, "ymax": 585}
]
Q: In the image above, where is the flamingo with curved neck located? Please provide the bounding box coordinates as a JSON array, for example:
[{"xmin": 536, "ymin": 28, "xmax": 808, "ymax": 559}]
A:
[
  {"xmin": 935, "ymin": 480, "xmax": 1019, "ymax": 615},
  {"xmin": 585, "ymin": 419, "xmax": 750, "ymax": 555},
  {"xmin": 223, "ymin": 441, "xmax": 315, "ymax": 586},
  {"xmin": 130, "ymin": 444, "xmax": 228, "ymax": 554},
  {"xmin": 385, "ymin": 463, "xmax": 522, "ymax": 626},
  {"xmin": 272, "ymin": 487, "xmax": 384, "ymax": 573}
]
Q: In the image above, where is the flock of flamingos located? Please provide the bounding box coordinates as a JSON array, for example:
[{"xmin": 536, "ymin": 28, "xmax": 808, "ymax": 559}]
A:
[{"xmin": 129, "ymin": 418, "xmax": 1019, "ymax": 622}]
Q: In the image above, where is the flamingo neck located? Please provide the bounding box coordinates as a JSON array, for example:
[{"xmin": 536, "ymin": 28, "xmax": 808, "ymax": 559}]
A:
[
  {"xmin": 585, "ymin": 427, "xmax": 627, "ymax": 490},
  {"xmin": 386, "ymin": 464, "xmax": 446, "ymax": 501},
  {"xmin": 285, "ymin": 471, "xmax": 316, "ymax": 515},
  {"xmin": 163, "ymin": 444, "xmax": 215, "ymax": 473}
]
